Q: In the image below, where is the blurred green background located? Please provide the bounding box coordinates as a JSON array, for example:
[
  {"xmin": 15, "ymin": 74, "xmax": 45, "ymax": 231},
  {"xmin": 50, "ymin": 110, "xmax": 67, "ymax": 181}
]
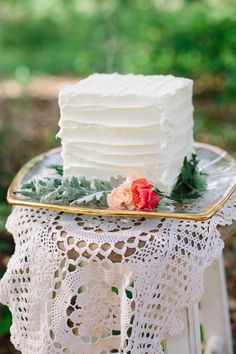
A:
[{"xmin": 0, "ymin": 0, "xmax": 236, "ymax": 353}]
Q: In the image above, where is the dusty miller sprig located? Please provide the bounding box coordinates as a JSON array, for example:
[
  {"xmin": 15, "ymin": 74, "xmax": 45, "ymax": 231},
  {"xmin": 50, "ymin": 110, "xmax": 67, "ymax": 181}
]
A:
[{"xmin": 15, "ymin": 175, "xmax": 124, "ymax": 208}]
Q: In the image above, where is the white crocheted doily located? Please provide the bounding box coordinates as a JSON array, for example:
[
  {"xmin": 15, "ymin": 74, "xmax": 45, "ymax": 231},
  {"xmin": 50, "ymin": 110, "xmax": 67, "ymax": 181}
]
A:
[{"xmin": 0, "ymin": 193, "xmax": 235, "ymax": 354}]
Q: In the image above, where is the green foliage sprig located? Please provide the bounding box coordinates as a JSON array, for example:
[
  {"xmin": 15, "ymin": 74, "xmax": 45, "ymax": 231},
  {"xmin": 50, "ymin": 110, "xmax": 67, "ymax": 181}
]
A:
[
  {"xmin": 16, "ymin": 175, "xmax": 124, "ymax": 208},
  {"xmin": 50, "ymin": 165, "xmax": 63, "ymax": 176},
  {"xmin": 171, "ymin": 154, "xmax": 207, "ymax": 200}
]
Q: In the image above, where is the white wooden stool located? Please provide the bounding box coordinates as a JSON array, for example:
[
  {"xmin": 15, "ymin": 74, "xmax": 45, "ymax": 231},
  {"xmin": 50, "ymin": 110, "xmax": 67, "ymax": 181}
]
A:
[{"xmin": 165, "ymin": 221, "xmax": 236, "ymax": 354}]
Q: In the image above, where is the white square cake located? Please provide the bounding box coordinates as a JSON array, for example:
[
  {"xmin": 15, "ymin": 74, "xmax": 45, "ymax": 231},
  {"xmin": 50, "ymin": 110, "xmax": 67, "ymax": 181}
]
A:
[{"xmin": 58, "ymin": 73, "xmax": 194, "ymax": 192}]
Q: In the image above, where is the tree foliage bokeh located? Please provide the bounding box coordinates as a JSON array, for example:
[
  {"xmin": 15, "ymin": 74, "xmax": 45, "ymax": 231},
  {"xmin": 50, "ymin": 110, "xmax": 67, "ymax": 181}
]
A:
[{"xmin": 0, "ymin": 0, "xmax": 236, "ymax": 96}]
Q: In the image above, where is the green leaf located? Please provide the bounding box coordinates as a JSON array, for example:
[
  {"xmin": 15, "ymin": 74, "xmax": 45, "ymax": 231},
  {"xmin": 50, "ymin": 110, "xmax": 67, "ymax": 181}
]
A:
[
  {"xmin": 171, "ymin": 154, "xmax": 207, "ymax": 200},
  {"xmin": 50, "ymin": 165, "xmax": 63, "ymax": 176},
  {"xmin": 22, "ymin": 180, "xmax": 36, "ymax": 191}
]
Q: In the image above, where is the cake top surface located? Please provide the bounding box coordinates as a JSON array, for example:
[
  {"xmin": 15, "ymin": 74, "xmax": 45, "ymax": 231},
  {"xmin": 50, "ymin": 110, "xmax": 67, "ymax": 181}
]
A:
[{"xmin": 60, "ymin": 73, "xmax": 192, "ymax": 99}]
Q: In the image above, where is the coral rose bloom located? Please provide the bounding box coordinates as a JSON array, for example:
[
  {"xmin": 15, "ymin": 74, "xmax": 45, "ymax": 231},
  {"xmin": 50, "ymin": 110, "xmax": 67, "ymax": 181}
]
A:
[{"xmin": 131, "ymin": 178, "xmax": 159, "ymax": 211}]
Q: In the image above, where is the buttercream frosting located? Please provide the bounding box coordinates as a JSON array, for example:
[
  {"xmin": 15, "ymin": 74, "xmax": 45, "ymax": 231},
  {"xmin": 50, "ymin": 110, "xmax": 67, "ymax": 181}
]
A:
[{"xmin": 58, "ymin": 73, "xmax": 194, "ymax": 192}]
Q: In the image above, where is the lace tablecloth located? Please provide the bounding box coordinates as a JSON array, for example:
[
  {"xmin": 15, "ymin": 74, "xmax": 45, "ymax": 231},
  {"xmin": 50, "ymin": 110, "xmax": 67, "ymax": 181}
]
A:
[{"xmin": 0, "ymin": 193, "xmax": 236, "ymax": 354}]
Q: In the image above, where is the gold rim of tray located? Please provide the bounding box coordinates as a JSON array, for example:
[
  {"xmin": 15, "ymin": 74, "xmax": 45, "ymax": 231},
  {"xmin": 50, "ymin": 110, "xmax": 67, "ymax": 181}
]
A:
[{"xmin": 7, "ymin": 143, "xmax": 236, "ymax": 221}]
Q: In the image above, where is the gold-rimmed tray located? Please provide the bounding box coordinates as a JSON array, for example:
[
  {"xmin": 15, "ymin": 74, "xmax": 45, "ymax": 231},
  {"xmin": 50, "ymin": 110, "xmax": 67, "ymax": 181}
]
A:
[{"xmin": 7, "ymin": 143, "xmax": 236, "ymax": 220}]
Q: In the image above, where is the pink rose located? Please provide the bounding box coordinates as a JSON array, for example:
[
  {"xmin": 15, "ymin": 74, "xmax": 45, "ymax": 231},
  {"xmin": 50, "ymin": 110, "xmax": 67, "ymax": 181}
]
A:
[
  {"xmin": 131, "ymin": 178, "xmax": 159, "ymax": 211},
  {"xmin": 107, "ymin": 177, "xmax": 136, "ymax": 209}
]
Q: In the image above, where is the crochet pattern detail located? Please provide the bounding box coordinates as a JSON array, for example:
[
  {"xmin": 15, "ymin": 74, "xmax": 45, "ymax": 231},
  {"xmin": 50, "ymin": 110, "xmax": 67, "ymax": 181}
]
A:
[{"xmin": 0, "ymin": 193, "xmax": 235, "ymax": 354}]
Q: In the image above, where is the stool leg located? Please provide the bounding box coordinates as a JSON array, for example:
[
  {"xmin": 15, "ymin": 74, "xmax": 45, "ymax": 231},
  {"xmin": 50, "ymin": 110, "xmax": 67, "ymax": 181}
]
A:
[
  {"xmin": 165, "ymin": 304, "xmax": 202, "ymax": 354},
  {"xmin": 200, "ymin": 255, "xmax": 233, "ymax": 354}
]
